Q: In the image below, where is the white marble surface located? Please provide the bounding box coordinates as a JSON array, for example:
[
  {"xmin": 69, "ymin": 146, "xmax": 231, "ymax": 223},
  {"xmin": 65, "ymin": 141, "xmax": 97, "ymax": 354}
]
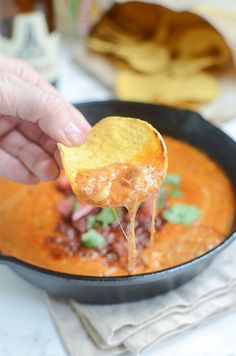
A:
[{"xmin": 1, "ymin": 49, "xmax": 236, "ymax": 356}]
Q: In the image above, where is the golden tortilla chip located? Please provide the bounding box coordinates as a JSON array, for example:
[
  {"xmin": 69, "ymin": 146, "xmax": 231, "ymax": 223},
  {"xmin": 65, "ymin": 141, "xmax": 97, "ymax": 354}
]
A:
[
  {"xmin": 154, "ymin": 72, "xmax": 219, "ymax": 104},
  {"xmin": 169, "ymin": 56, "xmax": 220, "ymax": 75},
  {"xmin": 116, "ymin": 69, "xmax": 218, "ymax": 105},
  {"xmin": 89, "ymin": 37, "xmax": 170, "ymax": 74},
  {"xmin": 116, "ymin": 70, "xmax": 156, "ymax": 102},
  {"xmin": 58, "ymin": 117, "xmax": 167, "ymax": 207},
  {"xmin": 172, "ymin": 26, "xmax": 231, "ymax": 65},
  {"xmin": 90, "ymin": 16, "xmax": 144, "ymax": 44},
  {"xmin": 122, "ymin": 43, "xmax": 170, "ymax": 73},
  {"xmin": 89, "ymin": 4, "xmax": 230, "ymax": 108}
]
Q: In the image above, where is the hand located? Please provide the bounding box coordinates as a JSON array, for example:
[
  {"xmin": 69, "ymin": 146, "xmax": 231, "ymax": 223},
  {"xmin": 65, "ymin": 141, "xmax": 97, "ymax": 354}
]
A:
[{"xmin": 0, "ymin": 55, "xmax": 91, "ymax": 184}]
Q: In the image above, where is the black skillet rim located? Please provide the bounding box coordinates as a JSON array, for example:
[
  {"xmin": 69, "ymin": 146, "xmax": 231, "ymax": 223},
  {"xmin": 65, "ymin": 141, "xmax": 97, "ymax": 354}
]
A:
[{"xmin": 1, "ymin": 100, "xmax": 236, "ymax": 284}]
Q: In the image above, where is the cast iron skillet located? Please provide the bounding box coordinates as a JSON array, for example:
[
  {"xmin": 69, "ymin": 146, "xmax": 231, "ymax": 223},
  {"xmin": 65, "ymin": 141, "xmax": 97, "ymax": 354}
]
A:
[{"xmin": 1, "ymin": 101, "xmax": 236, "ymax": 304}]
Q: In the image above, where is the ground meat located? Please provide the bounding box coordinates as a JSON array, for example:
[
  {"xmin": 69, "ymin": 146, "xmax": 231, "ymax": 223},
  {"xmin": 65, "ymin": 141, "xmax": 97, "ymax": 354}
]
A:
[{"xmin": 45, "ymin": 205, "xmax": 165, "ymax": 268}]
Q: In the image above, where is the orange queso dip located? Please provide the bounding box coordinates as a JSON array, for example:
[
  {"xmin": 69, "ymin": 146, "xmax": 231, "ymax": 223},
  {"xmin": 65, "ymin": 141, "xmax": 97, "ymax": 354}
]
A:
[{"xmin": 0, "ymin": 136, "xmax": 234, "ymax": 276}]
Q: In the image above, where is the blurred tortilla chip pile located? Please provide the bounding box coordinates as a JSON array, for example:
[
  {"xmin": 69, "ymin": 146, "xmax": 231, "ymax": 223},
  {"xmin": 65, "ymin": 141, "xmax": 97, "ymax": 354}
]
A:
[{"xmin": 88, "ymin": 3, "xmax": 232, "ymax": 108}]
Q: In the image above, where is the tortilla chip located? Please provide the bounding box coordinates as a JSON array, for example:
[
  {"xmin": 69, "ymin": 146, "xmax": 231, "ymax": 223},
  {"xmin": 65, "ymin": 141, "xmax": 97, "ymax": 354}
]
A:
[
  {"xmin": 169, "ymin": 56, "xmax": 221, "ymax": 75},
  {"xmin": 116, "ymin": 69, "xmax": 157, "ymax": 102},
  {"xmin": 89, "ymin": 37, "xmax": 170, "ymax": 74},
  {"xmin": 172, "ymin": 26, "xmax": 231, "ymax": 65},
  {"xmin": 58, "ymin": 117, "xmax": 167, "ymax": 206},
  {"xmin": 88, "ymin": 4, "xmax": 231, "ymax": 108},
  {"xmin": 154, "ymin": 72, "xmax": 219, "ymax": 104},
  {"xmin": 116, "ymin": 69, "xmax": 218, "ymax": 105},
  {"xmin": 122, "ymin": 43, "xmax": 170, "ymax": 73}
]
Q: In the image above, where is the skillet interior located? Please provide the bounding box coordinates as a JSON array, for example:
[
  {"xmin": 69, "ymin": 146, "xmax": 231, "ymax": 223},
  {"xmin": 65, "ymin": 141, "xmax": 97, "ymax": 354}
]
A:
[{"xmin": 1, "ymin": 100, "xmax": 236, "ymax": 304}]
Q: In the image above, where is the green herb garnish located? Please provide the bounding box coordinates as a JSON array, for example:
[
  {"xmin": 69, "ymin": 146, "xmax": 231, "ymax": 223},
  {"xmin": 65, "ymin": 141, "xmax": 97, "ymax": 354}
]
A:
[
  {"xmin": 164, "ymin": 173, "xmax": 181, "ymax": 186},
  {"xmin": 169, "ymin": 190, "xmax": 183, "ymax": 198},
  {"xmin": 72, "ymin": 202, "xmax": 80, "ymax": 212},
  {"xmin": 158, "ymin": 173, "xmax": 183, "ymax": 208},
  {"xmin": 81, "ymin": 229, "xmax": 106, "ymax": 248},
  {"xmin": 87, "ymin": 207, "xmax": 119, "ymax": 229},
  {"xmin": 162, "ymin": 203, "xmax": 201, "ymax": 225},
  {"xmin": 87, "ymin": 215, "xmax": 97, "ymax": 229},
  {"xmin": 96, "ymin": 208, "xmax": 117, "ymax": 227}
]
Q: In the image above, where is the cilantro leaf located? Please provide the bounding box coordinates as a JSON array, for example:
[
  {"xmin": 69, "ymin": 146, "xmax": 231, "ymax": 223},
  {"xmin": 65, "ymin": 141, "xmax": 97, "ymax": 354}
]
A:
[
  {"xmin": 87, "ymin": 208, "xmax": 119, "ymax": 229},
  {"xmin": 163, "ymin": 173, "xmax": 181, "ymax": 187},
  {"xmin": 157, "ymin": 173, "xmax": 183, "ymax": 208},
  {"xmin": 87, "ymin": 215, "xmax": 97, "ymax": 229},
  {"xmin": 72, "ymin": 202, "xmax": 80, "ymax": 212},
  {"xmin": 96, "ymin": 208, "xmax": 117, "ymax": 227},
  {"xmin": 169, "ymin": 189, "xmax": 183, "ymax": 198},
  {"xmin": 81, "ymin": 229, "xmax": 106, "ymax": 248},
  {"xmin": 162, "ymin": 203, "xmax": 201, "ymax": 225}
]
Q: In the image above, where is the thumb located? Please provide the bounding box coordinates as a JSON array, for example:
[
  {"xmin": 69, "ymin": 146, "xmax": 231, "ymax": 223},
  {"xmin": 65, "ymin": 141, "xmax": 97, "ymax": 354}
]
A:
[{"xmin": 0, "ymin": 70, "xmax": 91, "ymax": 145}]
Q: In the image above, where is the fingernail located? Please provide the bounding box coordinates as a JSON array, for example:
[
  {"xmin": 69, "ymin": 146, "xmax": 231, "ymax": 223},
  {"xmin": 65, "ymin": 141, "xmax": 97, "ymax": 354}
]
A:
[{"xmin": 64, "ymin": 122, "xmax": 86, "ymax": 145}]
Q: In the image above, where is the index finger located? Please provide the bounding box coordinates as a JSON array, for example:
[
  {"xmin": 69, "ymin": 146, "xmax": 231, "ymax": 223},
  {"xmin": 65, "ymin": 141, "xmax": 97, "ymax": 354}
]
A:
[{"xmin": 0, "ymin": 55, "xmax": 91, "ymax": 143}]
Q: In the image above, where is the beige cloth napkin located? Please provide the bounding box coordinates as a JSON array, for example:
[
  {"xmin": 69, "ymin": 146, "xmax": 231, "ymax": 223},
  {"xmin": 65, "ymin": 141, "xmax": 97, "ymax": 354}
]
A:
[{"xmin": 47, "ymin": 239, "xmax": 236, "ymax": 355}]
